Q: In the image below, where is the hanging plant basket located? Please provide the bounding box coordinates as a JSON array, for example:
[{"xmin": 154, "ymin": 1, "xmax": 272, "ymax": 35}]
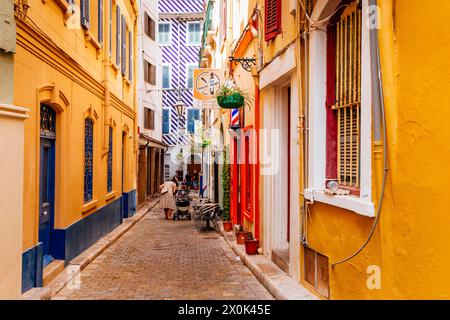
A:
[{"xmin": 217, "ymin": 93, "xmax": 245, "ymax": 109}]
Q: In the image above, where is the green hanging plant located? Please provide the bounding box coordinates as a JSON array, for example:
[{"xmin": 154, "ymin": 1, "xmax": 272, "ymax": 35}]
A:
[{"xmin": 216, "ymin": 85, "xmax": 253, "ymax": 110}]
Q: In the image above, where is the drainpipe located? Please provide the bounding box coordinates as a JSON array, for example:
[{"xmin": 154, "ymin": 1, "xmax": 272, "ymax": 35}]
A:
[{"xmin": 102, "ymin": 3, "xmax": 111, "ymax": 158}]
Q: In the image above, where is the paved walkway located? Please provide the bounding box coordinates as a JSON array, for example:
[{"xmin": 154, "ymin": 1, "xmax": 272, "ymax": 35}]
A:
[{"xmin": 53, "ymin": 206, "xmax": 273, "ymax": 300}]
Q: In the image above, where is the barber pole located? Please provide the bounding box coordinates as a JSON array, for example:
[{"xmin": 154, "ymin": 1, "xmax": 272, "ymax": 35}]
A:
[{"xmin": 231, "ymin": 108, "xmax": 240, "ymax": 127}]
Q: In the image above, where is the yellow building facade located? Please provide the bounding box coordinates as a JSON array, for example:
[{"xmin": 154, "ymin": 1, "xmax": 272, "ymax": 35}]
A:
[
  {"xmin": 205, "ymin": 0, "xmax": 450, "ymax": 299},
  {"xmin": 14, "ymin": 0, "xmax": 138, "ymax": 293}
]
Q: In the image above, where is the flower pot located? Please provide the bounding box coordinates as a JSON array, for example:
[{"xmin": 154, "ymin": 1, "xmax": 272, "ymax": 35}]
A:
[
  {"xmin": 217, "ymin": 93, "xmax": 245, "ymax": 109},
  {"xmin": 235, "ymin": 231, "xmax": 249, "ymax": 245},
  {"xmin": 244, "ymin": 239, "xmax": 259, "ymax": 255},
  {"xmin": 223, "ymin": 221, "xmax": 233, "ymax": 232}
]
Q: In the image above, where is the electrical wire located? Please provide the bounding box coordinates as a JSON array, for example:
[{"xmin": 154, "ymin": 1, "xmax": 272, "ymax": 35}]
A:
[{"xmin": 331, "ymin": 14, "xmax": 388, "ymax": 268}]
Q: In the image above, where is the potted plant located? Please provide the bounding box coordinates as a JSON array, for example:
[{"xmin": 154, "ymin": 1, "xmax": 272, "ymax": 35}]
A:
[
  {"xmin": 216, "ymin": 85, "xmax": 252, "ymax": 110},
  {"xmin": 235, "ymin": 225, "xmax": 249, "ymax": 245},
  {"xmin": 244, "ymin": 233, "xmax": 259, "ymax": 255}
]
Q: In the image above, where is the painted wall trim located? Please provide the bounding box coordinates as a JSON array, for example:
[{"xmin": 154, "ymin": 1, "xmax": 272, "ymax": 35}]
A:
[
  {"xmin": 304, "ymin": 189, "xmax": 375, "ymax": 217},
  {"xmin": 259, "ymin": 45, "xmax": 296, "ymax": 90},
  {"xmin": 0, "ymin": 103, "xmax": 29, "ymax": 119}
]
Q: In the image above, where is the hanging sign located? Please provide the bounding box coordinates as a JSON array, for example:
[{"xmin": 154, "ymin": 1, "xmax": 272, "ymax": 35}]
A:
[{"xmin": 193, "ymin": 69, "xmax": 226, "ymax": 101}]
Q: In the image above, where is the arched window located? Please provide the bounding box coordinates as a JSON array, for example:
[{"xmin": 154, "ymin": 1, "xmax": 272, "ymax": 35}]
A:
[
  {"xmin": 107, "ymin": 127, "xmax": 113, "ymax": 193},
  {"xmin": 84, "ymin": 118, "xmax": 94, "ymax": 203}
]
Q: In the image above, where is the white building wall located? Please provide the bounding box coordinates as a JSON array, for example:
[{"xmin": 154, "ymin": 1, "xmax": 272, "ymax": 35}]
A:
[{"xmin": 138, "ymin": 0, "xmax": 163, "ymax": 142}]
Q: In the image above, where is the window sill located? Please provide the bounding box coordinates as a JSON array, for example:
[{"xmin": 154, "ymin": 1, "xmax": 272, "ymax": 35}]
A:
[
  {"xmin": 82, "ymin": 199, "xmax": 99, "ymax": 214},
  {"xmin": 123, "ymin": 76, "xmax": 131, "ymax": 87},
  {"xmin": 304, "ymin": 189, "xmax": 375, "ymax": 217},
  {"xmin": 84, "ymin": 30, "xmax": 102, "ymax": 58},
  {"xmin": 106, "ymin": 191, "xmax": 117, "ymax": 202},
  {"xmin": 111, "ymin": 61, "xmax": 120, "ymax": 77}
]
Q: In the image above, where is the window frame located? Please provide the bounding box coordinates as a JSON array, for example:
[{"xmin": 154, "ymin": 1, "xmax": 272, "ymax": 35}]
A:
[
  {"xmin": 158, "ymin": 22, "xmax": 172, "ymax": 46},
  {"xmin": 143, "ymin": 107, "xmax": 155, "ymax": 130},
  {"xmin": 186, "ymin": 108, "xmax": 200, "ymax": 134},
  {"xmin": 186, "ymin": 63, "xmax": 197, "ymax": 89},
  {"xmin": 162, "ymin": 109, "xmax": 171, "ymax": 134},
  {"xmin": 186, "ymin": 21, "xmax": 202, "ymax": 46},
  {"xmin": 107, "ymin": 126, "xmax": 113, "ymax": 194},
  {"xmin": 84, "ymin": 117, "xmax": 95, "ymax": 204},
  {"xmin": 144, "ymin": 11, "xmax": 156, "ymax": 41},
  {"xmin": 161, "ymin": 64, "xmax": 171, "ymax": 89},
  {"xmin": 304, "ymin": 0, "xmax": 373, "ymax": 217}
]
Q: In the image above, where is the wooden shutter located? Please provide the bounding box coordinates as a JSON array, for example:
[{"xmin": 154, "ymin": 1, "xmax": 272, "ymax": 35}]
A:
[
  {"xmin": 333, "ymin": 3, "xmax": 361, "ymax": 190},
  {"xmin": 144, "ymin": 108, "xmax": 149, "ymax": 129},
  {"xmin": 150, "ymin": 64, "xmax": 156, "ymax": 85},
  {"xmin": 264, "ymin": 0, "xmax": 281, "ymax": 41},
  {"xmin": 144, "ymin": 13, "xmax": 149, "ymax": 37},
  {"xmin": 98, "ymin": 0, "xmax": 103, "ymax": 44},
  {"xmin": 116, "ymin": 5, "xmax": 120, "ymax": 66},
  {"xmin": 80, "ymin": 0, "xmax": 90, "ymax": 29},
  {"xmin": 129, "ymin": 30, "xmax": 132, "ymax": 81},
  {"xmin": 149, "ymin": 109, "xmax": 155, "ymax": 130},
  {"xmin": 144, "ymin": 61, "xmax": 149, "ymax": 83},
  {"xmin": 150, "ymin": 18, "xmax": 155, "ymax": 40}
]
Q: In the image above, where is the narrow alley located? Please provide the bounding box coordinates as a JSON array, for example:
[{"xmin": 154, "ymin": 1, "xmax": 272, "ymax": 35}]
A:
[{"xmin": 52, "ymin": 203, "xmax": 273, "ymax": 300}]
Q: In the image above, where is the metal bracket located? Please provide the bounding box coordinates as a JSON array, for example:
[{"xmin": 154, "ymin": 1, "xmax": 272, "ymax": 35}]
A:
[{"xmin": 229, "ymin": 57, "xmax": 257, "ymax": 72}]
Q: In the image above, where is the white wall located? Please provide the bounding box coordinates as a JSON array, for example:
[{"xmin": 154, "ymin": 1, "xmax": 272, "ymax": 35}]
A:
[{"xmin": 138, "ymin": 0, "xmax": 163, "ymax": 142}]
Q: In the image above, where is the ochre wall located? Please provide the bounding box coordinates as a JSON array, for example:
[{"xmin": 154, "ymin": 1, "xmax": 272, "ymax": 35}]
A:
[
  {"xmin": 304, "ymin": 0, "xmax": 450, "ymax": 299},
  {"xmin": 15, "ymin": 0, "xmax": 138, "ymax": 252}
]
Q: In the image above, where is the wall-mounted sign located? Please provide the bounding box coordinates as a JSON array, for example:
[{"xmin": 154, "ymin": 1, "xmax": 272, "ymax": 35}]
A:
[{"xmin": 193, "ymin": 69, "xmax": 226, "ymax": 101}]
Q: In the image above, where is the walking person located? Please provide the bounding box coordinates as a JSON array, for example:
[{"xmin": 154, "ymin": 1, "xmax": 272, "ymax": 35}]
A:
[
  {"xmin": 159, "ymin": 180, "xmax": 177, "ymax": 220},
  {"xmin": 185, "ymin": 172, "xmax": 192, "ymax": 191}
]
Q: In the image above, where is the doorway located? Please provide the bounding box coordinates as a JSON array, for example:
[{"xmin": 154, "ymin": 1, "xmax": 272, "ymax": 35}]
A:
[{"xmin": 39, "ymin": 104, "xmax": 56, "ymax": 267}]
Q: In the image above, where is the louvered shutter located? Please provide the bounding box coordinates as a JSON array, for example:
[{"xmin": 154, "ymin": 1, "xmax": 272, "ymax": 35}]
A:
[
  {"xmin": 144, "ymin": 13, "xmax": 149, "ymax": 37},
  {"xmin": 80, "ymin": 0, "xmax": 90, "ymax": 29},
  {"xmin": 116, "ymin": 5, "xmax": 120, "ymax": 66},
  {"xmin": 334, "ymin": 4, "xmax": 362, "ymax": 189},
  {"xmin": 150, "ymin": 18, "xmax": 155, "ymax": 40},
  {"xmin": 121, "ymin": 17, "xmax": 126, "ymax": 76},
  {"xmin": 98, "ymin": 0, "xmax": 103, "ymax": 44},
  {"xmin": 150, "ymin": 64, "xmax": 156, "ymax": 85},
  {"xmin": 144, "ymin": 61, "xmax": 148, "ymax": 83},
  {"xmin": 129, "ymin": 30, "xmax": 132, "ymax": 81},
  {"xmin": 264, "ymin": 0, "xmax": 281, "ymax": 41}
]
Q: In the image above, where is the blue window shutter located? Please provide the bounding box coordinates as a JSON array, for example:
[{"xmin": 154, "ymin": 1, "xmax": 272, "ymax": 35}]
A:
[
  {"xmin": 116, "ymin": 5, "xmax": 120, "ymax": 66},
  {"xmin": 121, "ymin": 17, "xmax": 126, "ymax": 75},
  {"xmin": 163, "ymin": 110, "xmax": 170, "ymax": 134},
  {"xmin": 80, "ymin": 0, "xmax": 90, "ymax": 29},
  {"xmin": 129, "ymin": 31, "xmax": 132, "ymax": 81},
  {"xmin": 187, "ymin": 109, "xmax": 194, "ymax": 134},
  {"xmin": 98, "ymin": 0, "xmax": 103, "ymax": 44},
  {"xmin": 109, "ymin": 0, "xmax": 112, "ymax": 56}
]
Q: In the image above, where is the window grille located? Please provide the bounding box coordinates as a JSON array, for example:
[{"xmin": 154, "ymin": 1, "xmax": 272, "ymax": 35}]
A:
[
  {"xmin": 84, "ymin": 118, "xmax": 94, "ymax": 203},
  {"xmin": 333, "ymin": 4, "xmax": 362, "ymax": 189},
  {"xmin": 107, "ymin": 127, "xmax": 113, "ymax": 193}
]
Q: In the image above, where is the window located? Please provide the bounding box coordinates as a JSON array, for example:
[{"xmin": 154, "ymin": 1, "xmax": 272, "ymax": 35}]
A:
[
  {"xmin": 187, "ymin": 22, "xmax": 201, "ymax": 45},
  {"xmin": 109, "ymin": 0, "xmax": 112, "ymax": 56},
  {"xmin": 107, "ymin": 127, "xmax": 113, "ymax": 193},
  {"xmin": 162, "ymin": 65, "xmax": 170, "ymax": 89},
  {"xmin": 186, "ymin": 64, "xmax": 196, "ymax": 88},
  {"xmin": 245, "ymin": 136, "xmax": 251, "ymax": 213},
  {"xmin": 264, "ymin": 0, "xmax": 282, "ymax": 41},
  {"xmin": 121, "ymin": 16, "xmax": 127, "ymax": 76},
  {"xmin": 144, "ymin": 60, "xmax": 156, "ymax": 85},
  {"xmin": 98, "ymin": 0, "xmax": 103, "ymax": 44},
  {"xmin": 162, "ymin": 109, "xmax": 170, "ymax": 134},
  {"xmin": 158, "ymin": 23, "xmax": 171, "ymax": 45},
  {"xmin": 116, "ymin": 5, "xmax": 120, "ymax": 66},
  {"xmin": 187, "ymin": 109, "xmax": 200, "ymax": 134},
  {"xmin": 144, "ymin": 108, "xmax": 155, "ymax": 130},
  {"xmin": 327, "ymin": 3, "xmax": 362, "ymax": 193},
  {"xmin": 129, "ymin": 30, "xmax": 133, "ymax": 81},
  {"xmin": 84, "ymin": 118, "xmax": 94, "ymax": 203},
  {"xmin": 80, "ymin": 0, "xmax": 90, "ymax": 29},
  {"xmin": 144, "ymin": 12, "xmax": 156, "ymax": 40}
]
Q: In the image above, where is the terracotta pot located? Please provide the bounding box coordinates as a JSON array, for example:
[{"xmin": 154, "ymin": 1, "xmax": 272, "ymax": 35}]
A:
[
  {"xmin": 223, "ymin": 221, "xmax": 233, "ymax": 232},
  {"xmin": 244, "ymin": 239, "xmax": 259, "ymax": 255},
  {"xmin": 235, "ymin": 231, "xmax": 248, "ymax": 245}
]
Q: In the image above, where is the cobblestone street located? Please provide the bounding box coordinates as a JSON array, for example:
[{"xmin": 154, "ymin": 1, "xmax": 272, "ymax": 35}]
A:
[{"xmin": 53, "ymin": 206, "xmax": 273, "ymax": 300}]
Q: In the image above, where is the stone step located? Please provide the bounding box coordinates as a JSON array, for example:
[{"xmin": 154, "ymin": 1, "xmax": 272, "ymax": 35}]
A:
[
  {"xmin": 271, "ymin": 249, "xmax": 290, "ymax": 274},
  {"xmin": 43, "ymin": 260, "xmax": 65, "ymax": 287}
]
